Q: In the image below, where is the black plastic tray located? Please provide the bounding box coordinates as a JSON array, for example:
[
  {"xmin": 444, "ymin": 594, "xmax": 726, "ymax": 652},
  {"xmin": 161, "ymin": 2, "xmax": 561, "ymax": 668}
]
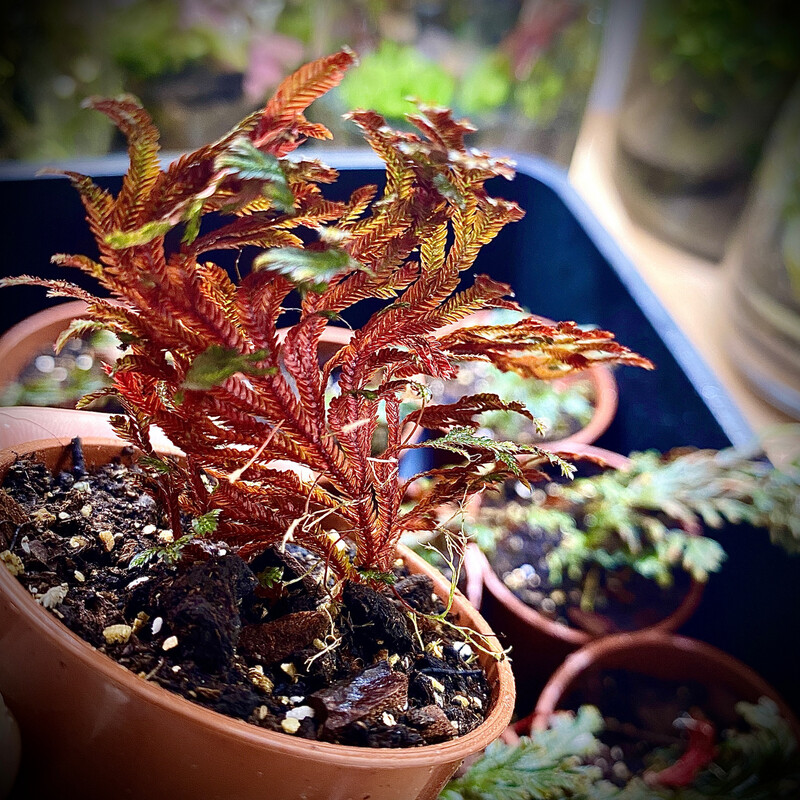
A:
[{"xmin": 2, "ymin": 152, "xmax": 797, "ymax": 710}]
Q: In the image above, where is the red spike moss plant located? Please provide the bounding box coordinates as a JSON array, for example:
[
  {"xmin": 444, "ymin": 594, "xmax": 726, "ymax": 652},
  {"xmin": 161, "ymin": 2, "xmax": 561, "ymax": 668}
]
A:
[{"xmin": 0, "ymin": 49, "xmax": 652, "ymax": 798}]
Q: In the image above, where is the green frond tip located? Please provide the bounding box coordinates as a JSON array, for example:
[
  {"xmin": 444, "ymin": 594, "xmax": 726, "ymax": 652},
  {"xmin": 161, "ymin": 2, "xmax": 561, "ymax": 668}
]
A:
[
  {"xmin": 191, "ymin": 508, "xmax": 222, "ymax": 536},
  {"xmin": 182, "ymin": 346, "xmax": 275, "ymax": 391},
  {"xmin": 440, "ymin": 705, "xmax": 603, "ymax": 800},
  {"xmin": 129, "ymin": 532, "xmax": 198, "ymax": 569},
  {"xmin": 423, "ymin": 427, "xmax": 573, "ymax": 480},
  {"xmin": 215, "ymin": 137, "xmax": 295, "ymax": 212},
  {"xmin": 53, "ymin": 318, "xmax": 106, "ymax": 354},
  {"xmin": 105, "ymin": 219, "xmax": 174, "ymax": 249},
  {"xmin": 356, "ymin": 567, "xmax": 396, "ymax": 585},
  {"xmin": 253, "ymin": 246, "xmax": 370, "ymax": 292}
]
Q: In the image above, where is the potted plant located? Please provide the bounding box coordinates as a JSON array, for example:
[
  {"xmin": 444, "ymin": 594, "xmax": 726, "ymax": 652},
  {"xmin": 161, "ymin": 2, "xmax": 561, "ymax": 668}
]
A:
[
  {"xmin": 463, "ymin": 441, "xmax": 800, "ymax": 710},
  {"xmin": 509, "ymin": 631, "xmax": 800, "ymax": 798},
  {"xmin": 0, "ymin": 50, "xmax": 649, "ymax": 798}
]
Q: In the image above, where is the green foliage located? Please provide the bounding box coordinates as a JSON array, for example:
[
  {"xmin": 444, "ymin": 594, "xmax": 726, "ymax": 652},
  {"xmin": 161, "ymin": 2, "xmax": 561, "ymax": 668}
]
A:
[
  {"xmin": 215, "ymin": 138, "xmax": 294, "ymax": 212},
  {"xmin": 129, "ymin": 532, "xmax": 195, "ymax": 569},
  {"xmin": 182, "ymin": 346, "xmax": 274, "ymax": 391},
  {"xmin": 420, "ymin": 427, "xmax": 575, "ymax": 481},
  {"xmin": 129, "ymin": 509, "xmax": 221, "ymax": 568},
  {"xmin": 252, "ymin": 245, "xmax": 364, "ymax": 291},
  {"xmin": 457, "ymin": 55, "xmax": 512, "ymax": 115},
  {"xmin": 441, "ymin": 706, "xmax": 603, "ymax": 800},
  {"xmin": 256, "ymin": 565, "xmax": 284, "ymax": 589},
  {"xmin": 529, "ymin": 443, "xmax": 798, "ymax": 590},
  {"xmin": 340, "ymin": 41, "xmax": 455, "ymax": 120},
  {"xmin": 647, "ymin": 0, "xmax": 800, "ymax": 101}
]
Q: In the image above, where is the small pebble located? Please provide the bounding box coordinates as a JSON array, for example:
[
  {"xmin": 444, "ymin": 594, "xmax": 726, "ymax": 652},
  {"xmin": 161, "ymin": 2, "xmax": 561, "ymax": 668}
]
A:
[
  {"xmin": 69, "ymin": 536, "xmax": 88, "ymax": 549},
  {"xmin": 151, "ymin": 616, "xmax": 163, "ymax": 635},
  {"xmin": 254, "ymin": 705, "xmax": 269, "ymax": 721},
  {"xmin": 31, "ymin": 508, "xmax": 56, "ymax": 526},
  {"xmin": 453, "ymin": 641, "xmax": 473, "ymax": 661},
  {"xmin": 103, "ymin": 624, "xmax": 132, "ymax": 645},
  {"xmin": 0, "ymin": 550, "xmax": 24, "ymax": 576},
  {"xmin": 287, "ymin": 705, "xmax": 315, "ymax": 721},
  {"xmin": 72, "ymin": 481, "xmax": 91, "ymax": 493},
  {"xmin": 172, "ymin": 665, "xmax": 181, "ymax": 673},
  {"xmin": 550, "ymin": 590, "xmax": 566, "ymax": 606},
  {"xmin": 39, "ymin": 583, "xmax": 68, "ymax": 609},
  {"xmin": 452, "ymin": 695, "xmax": 469, "ymax": 708},
  {"xmin": 74, "ymin": 570, "xmax": 85, "ymax": 583},
  {"xmin": 427, "ymin": 676, "xmax": 445, "ymax": 693},
  {"xmin": 162, "ymin": 635, "xmax": 179, "ymax": 651},
  {"xmin": 280, "ymin": 662, "xmax": 298, "ymax": 680},
  {"xmin": 612, "ymin": 761, "xmax": 630, "ymax": 781},
  {"xmin": 281, "ymin": 718, "xmax": 301, "ymax": 734},
  {"xmin": 98, "ymin": 531, "xmax": 115, "ymax": 552},
  {"xmin": 80, "ymin": 504, "xmax": 92, "ymax": 518},
  {"xmin": 248, "ymin": 666, "xmax": 274, "ymax": 693},
  {"xmin": 157, "ymin": 530, "xmax": 173, "ymax": 543},
  {"xmin": 142, "ymin": 524, "xmax": 156, "ymax": 536},
  {"xmin": 58, "ymin": 512, "xmax": 70, "ymax": 521},
  {"xmin": 381, "ymin": 712, "xmax": 396, "ymax": 726}
]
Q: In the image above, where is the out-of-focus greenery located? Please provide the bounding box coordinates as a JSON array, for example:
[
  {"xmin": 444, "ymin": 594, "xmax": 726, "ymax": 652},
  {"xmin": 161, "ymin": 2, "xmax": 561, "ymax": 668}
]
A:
[
  {"xmin": 1, "ymin": 0, "xmax": 603, "ymax": 161},
  {"xmin": 646, "ymin": 0, "xmax": 800, "ymax": 113},
  {"xmin": 441, "ymin": 698, "xmax": 800, "ymax": 800},
  {"xmin": 0, "ymin": 0, "xmax": 222, "ymax": 159},
  {"xmin": 340, "ymin": 41, "xmax": 456, "ymax": 119}
]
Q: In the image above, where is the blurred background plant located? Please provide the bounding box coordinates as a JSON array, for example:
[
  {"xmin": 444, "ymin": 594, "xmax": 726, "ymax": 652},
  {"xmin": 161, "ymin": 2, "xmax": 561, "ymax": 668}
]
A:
[
  {"xmin": 0, "ymin": 0, "xmax": 605, "ymax": 163},
  {"xmin": 613, "ymin": 0, "xmax": 800, "ymax": 261}
]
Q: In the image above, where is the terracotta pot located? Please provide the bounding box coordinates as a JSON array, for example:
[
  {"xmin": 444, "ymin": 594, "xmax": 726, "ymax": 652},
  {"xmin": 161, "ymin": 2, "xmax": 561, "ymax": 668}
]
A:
[
  {"xmin": 523, "ymin": 631, "xmax": 800, "ymax": 743},
  {"xmin": 0, "ymin": 301, "xmax": 91, "ymax": 399},
  {"xmin": 435, "ymin": 310, "xmax": 618, "ymax": 451},
  {"xmin": 0, "ymin": 406, "xmax": 177, "ymax": 453},
  {"xmin": 0, "ymin": 692, "xmax": 20, "ymax": 800},
  {"xmin": 0, "ymin": 431, "xmax": 515, "ymax": 800},
  {"xmin": 468, "ymin": 444, "xmax": 705, "ymax": 713}
]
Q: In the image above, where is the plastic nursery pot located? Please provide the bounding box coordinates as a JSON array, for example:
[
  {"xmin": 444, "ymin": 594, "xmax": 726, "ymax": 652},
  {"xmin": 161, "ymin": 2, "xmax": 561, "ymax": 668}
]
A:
[
  {"xmin": 0, "ymin": 301, "xmax": 91, "ymax": 400},
  {"xmin": 0, "ymin": 428, "xmax": 515, "ymax": 800},
  {"xmin": 471, "ymin": 444, "xmax": 705, "ymax": 714},
  {"xmin": 522, "ymin": 630, "xmax": 800, "ymax": 743}
]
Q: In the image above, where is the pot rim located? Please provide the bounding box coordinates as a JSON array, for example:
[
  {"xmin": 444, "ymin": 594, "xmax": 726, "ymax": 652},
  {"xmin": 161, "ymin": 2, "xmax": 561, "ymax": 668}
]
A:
[
  {"xmin": 0, "ymin": 300, "xmax": 90, "ymax": 394},
  {"xmin": 527, "ymin": 630, "xmax": 800, "ymax": 740},
  {"xmin": 0, "ymin": 435, "xmax": 515, "ymax": 767},
  {"xmin": 475, "ymin": 444, "xmax": 706, "ymax": 645}
]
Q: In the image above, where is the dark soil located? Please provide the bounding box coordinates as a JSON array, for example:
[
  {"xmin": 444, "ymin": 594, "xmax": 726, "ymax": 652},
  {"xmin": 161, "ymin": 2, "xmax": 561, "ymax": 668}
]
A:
[
  {"xmin": 564, "ymin": 669, "xmax": 732, "ymax": 784},
  {"xmin": 0, "ymin": 446, "xmax": 491, "ymax": 748},
  {"xmin": 491, "ymin": 518, "xmax": 693, "ymax": 635}
]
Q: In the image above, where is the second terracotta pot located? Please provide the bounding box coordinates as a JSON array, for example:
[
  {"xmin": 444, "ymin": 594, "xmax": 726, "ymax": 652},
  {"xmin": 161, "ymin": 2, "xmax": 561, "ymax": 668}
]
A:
[{"xmin": 465, "ymin": 444, "xmax": 705, "ymax": 713}]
